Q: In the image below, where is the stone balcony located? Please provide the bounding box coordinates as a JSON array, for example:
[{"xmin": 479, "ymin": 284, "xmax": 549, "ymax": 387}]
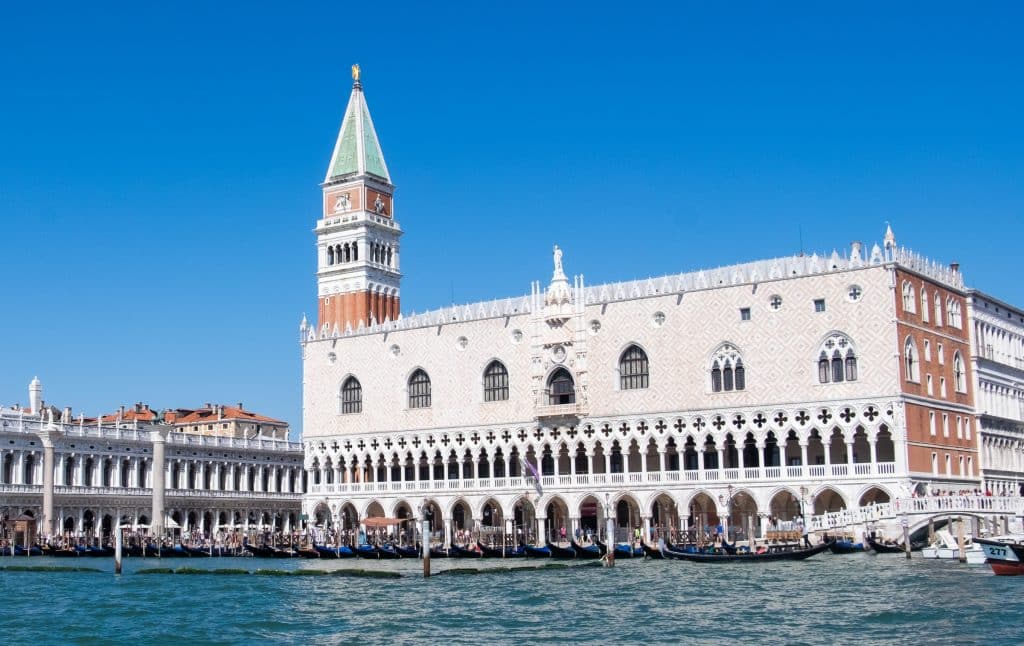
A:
[{"xmin": 308, "ymin": 461, "xmax": 899, "ymax": 497}]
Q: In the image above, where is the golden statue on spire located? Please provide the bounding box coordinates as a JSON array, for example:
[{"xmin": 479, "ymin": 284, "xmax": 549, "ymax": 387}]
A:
[{"xmin": 351, "ymin": 64, "xmax": 361, "ymax": 82}]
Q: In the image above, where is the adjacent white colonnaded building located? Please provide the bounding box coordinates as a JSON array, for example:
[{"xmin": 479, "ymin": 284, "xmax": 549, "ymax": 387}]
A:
[
  {"xmin": 0, "ymin": 381, "xmax": 304, "ymax": 540},
  {"xmin": 301, "ymin": 69, "xmax": 995, "ymax": 545}
]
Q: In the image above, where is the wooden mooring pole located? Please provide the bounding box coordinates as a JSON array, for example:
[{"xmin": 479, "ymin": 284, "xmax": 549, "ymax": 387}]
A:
[
  {"xmin": 957, "ymin": 517, "xmax": 966, "ymax": 564},
  {"xmin": 902, "ymin": 514, "xmax": 911, "ymax": 560},
  {"xmin": 114, "ymin": 525, "xmax": 123, "ymax": 575},
  {"xmin": 421, "ymin": 517, "xmax": 430, "ymax": 579}
]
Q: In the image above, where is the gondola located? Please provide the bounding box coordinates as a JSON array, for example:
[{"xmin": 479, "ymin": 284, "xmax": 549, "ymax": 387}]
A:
[
  {"xmin": 125, "ymin": 545, "xmax": 146, "ymax": 557},
  {"xmin": 82, "ymin": 545, "xmax": 115, "ymax": 557},
  {"xmin": 164, "ymin": 545, "xmax": 193, "ymax": 558},
  {"xmin": 613, "ymin": 543, "xmax": 644, "ymax": 559},
  {"xmin": 641, "ymin": 543, "xmax": 665, "ymax": 559},
  {"xmin": 828, "ymin": 539, "xmax": 865, "ymax": 555},
  {"xmin": 355, "ymin": 544, "xmax": 401, "ymax": 559},
  {"xmin": 182, "ymin": 545, "xmax": 212, "ymax": 557},
  {"xmin": 50, "ymin": 547, "xmax": 80, "ymax": 557},
  {"xmin": 376, "ymin": 545, "xmax": 401, "ymax": 559},
  {"xmin": 296, "ymin": 546, "xmax": 321, "ymax": 559},
  {"xmin": 523, "ymin": 545, "xmax": 551, "ymax": 558},
  {"xmin": 720, "ymin": 538, "xmax": 738, "ymax": 555},
  {"xmin": 571, "ymin": 541, "xmax": 603, "ymax": 559},
  {"xmin": 867, "ymin": 538, "xmax": 924, "ymax": 554},
  {"xmin": 546, "ymin": 542, "xmax": 577, "ymax": 559},
  {"xmin": 244, "ymin": 544, "xmax": 278, "ymax": 558},
  {"xmin": 429, "ymin": 546, "xmax": 451, "ymax": 559},
  {"xmin": 450, "ymin": 544, "xmax": 484, "ymax": 559},
  {"xmin": 662, "ymin": 540, "xmax": 833, "ymax": 562},
  {"xmin": 313, "ymin": 544, "xmax": 356, "ymax": 559},
  {"xmin": 14, "ymin": 545, "xmax": 43, "ymax": 557},
  {"xmin": 477, "ymin": 542, "xmax": 525, "ymax": 558},
  {"xmin": 395, "ymin": 545, "xmax": 421, "ymax": 558}
]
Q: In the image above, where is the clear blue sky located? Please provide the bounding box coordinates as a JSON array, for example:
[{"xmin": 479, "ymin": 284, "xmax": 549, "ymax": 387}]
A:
[{"xmin": 2, "ymin": 2, "xmax": 1021, "ymax": 435}]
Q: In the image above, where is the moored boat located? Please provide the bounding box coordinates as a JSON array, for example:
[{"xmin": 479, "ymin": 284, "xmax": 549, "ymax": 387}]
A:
[
  {"xmin": 395, "ymin": 545, "xmax": 421, "ymax": 558},
  {"xmin": 661, "ymin": 540, "xmax": 832, "ymax": 562},
  {"xmin": 613, "ymin": 543, "xmax": 644, "ymax": 558},
  {"xmin": 376, "ymin": 545, "xmax": 400, "ymax": 559},
  {"xmin": 976, "ymin": 536, "xmax": 1024, "ymax": 575},
  {"xmin": 296, "ymin": 546, "xmax": 321, "ymax": 559},
  {"xmin": 547, "ymin": 542, "xmax": 577, "ymax": 559},
  {"xmin": 450, "ymin": 544, "xmax": 484, "ymax": 559},
  {"xmin": 921, "ymin": 530, "xmax": 967, "ymax": 559},
  {"xmin": 313, "ymin": 544, "xmax": 355, "ymax": 559},
  {"xmin": 828, "ymin": 539, "xmax": 865, "ymax": 555},
  {"xmin": 523, "ymin": 545, "xmax": 551, "ymax": 558},
  {"xmin": 245, "ymin": 544, "xmax": 278, "ymax": 558},
  {"xmin": 641, "ymin": 543, "xmax": 665, "ymax": 560},
  {"xmin": 570, "ymin": 541, "xmax": 603, "ymax": 559},
  {"xmin": 477, "ymin": 542, "xmax": 525, "ymax": 558},
  {"xmin": 867, "ymin": 538, "xmax": 925, "ymax": 554}
]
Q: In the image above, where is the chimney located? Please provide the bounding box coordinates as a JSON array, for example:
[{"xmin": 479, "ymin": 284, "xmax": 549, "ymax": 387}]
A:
[
  {"xmin": 119, "ymin": 405, "xmax": 126, "ymax": 416},
  {"xmin": 134, "ymin": 402, "xmax": 142, "ymax": 413},
  {"xmin": 237, "ymin": 402, "xmax": 244, "ymax": 410},
  {"xmin": 204, "ymin": 402, "xmax": 211, "ymax": 409},
  {"xmin": 950, "ymin": 262, "xmax": 960, "ymax": 273},
  {"xmin": 63, "ymin": 406, "xmax": 72, "ymax": 421},
  {"xmin": 217, "ymin": 405, "xmax": 224, "ymax": 420}
]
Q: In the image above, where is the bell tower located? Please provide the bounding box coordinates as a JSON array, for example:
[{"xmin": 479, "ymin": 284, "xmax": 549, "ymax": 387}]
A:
[{"xmin": 316, "ymin": 65, "xmax": 402, "ymax": 332}]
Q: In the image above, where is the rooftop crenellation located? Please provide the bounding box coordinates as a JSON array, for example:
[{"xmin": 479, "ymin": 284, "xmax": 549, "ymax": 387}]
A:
[{"xmin": 302, "ymin": 236, "xmax": 966, "ymax": 344}]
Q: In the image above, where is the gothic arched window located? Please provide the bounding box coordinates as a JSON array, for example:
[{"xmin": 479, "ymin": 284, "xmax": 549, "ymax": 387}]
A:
[
  {"xmin": 922, "ymin": 290, "xmax": 930, "ymax": 323},
  {"xmin": 408, "ymin": 369, "xmax": 431, "ymax": 409},
  {"xmin": 341, "ymin": 376, "xmax": 362, "ymax": 414},
  {"xmin": 548, "ymin": 368, "xmax": 575, "ymax": 405},
  {"xmin": 710, "ymin": 344, "xmax": 744, "ymax": 392},
  {"xmin": 904, "ymin": 337, "xmax": 919, "ymax": 382},
  {"xmin": 818, "ymin": 333, "xmax": 858, "ymax": 384},
  {"xmin": 947, "ymin": 299, "xmax": 963, "ymax": 329},
  {"xmin": 933, "ymin": 292, "xmax": 942, "ymax": 325},
  {"xmin": 831, "ymin": 350, "xmax": 844, "ymax": 383},
  {"xmin": 953, "ymin": 352, "xmax": 966, "ymax": 392},
  {"xmin": 327, "ymin": 246, "xmax": 334, "ymax": 266},
  {"xmin": 619, "ymin": 344, "xmax": 649, "ymax": 390},
  {"xmin": 902, "ymin": 281, "xmax": 916, "ymax": 314},
  {"xmin": 483, "ymin": 361, "xmax": 509, "ymax": 402}
]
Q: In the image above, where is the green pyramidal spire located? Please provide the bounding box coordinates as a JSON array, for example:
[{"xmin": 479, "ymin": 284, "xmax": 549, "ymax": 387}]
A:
[{"xmin": 324, "ymin": 70, "xmax": 391, "ymax": 184}]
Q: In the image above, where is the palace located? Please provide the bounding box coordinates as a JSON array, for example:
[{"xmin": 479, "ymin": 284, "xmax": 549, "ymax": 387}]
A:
[
  {"xmin": 0, "ymin": 380, "xmax": 303, "ymax": 540},
  {"xmin": 301, "ymin": 71, "xmax": 1017, "ymax": 546}
]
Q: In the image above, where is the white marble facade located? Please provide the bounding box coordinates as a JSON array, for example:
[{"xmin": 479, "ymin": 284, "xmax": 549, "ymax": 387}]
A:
[{"xmin": 301, "ymin": 243, "xmax": 944, "ymax": 542}]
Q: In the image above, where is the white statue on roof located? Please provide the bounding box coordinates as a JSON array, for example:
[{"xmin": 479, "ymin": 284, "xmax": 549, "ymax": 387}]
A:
[{"xmin": 553, "ymin": 245, "xmax": 566, "ymax": 280}]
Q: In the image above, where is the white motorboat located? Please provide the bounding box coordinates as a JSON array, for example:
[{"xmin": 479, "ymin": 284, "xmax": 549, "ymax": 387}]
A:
[{"xmin": 921, "ymin": 529, "xmax": 972, "ymax": 559}]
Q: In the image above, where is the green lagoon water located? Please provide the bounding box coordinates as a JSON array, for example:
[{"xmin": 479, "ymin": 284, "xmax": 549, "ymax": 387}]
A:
[{"xmin": 0, "ymin": 552, "xmax": 1018, "ymax": 644}]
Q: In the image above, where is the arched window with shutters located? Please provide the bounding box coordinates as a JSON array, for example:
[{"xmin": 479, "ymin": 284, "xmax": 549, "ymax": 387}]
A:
[
  {"xmin": 845, "ymin": 351, "xmax": 858, "ymax": 381},
  {"xmin": 483, "ymin": 360, "xmax": 509, "ymax": 402},
  {"xmin": 341, "ymin": 376, "xmax": 362, "ymax": 414},
  {"xmin": 619, "ymin": 344, "xmax": 649, "ymax": 390},
  {"xmin": 710, "ymin": 343, "xmax": 745, "ymax": 392},
  {"xmin": 408, "ymin": 369, "xmax": 431, "ymax": 409},
  {"xmin": 818, "ymin": 352, "xmax": 830, "ymax": 384}
]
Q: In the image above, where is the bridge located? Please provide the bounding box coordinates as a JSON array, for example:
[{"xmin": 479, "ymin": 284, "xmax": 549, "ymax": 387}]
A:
[{"xmin": 808, "ymin": 495, "xmax": 1024, "ymax": 538}]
